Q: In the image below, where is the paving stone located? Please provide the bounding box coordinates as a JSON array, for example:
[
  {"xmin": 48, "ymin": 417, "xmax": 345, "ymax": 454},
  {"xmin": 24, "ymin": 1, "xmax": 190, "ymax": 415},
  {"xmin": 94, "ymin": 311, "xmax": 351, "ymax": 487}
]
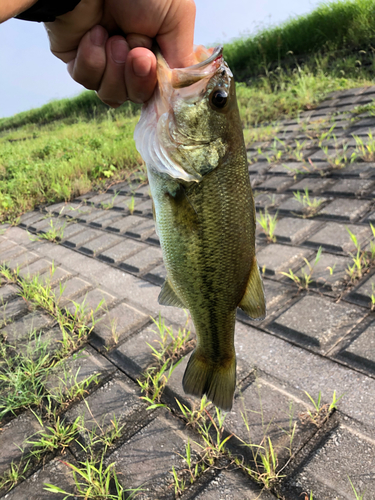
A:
[
  {"xmin": 144, "ymin": 263, "xmax": 167, "ymax": 286},
  {"xmin": 120, "ymin": 246, "xmax": 163, "ymax": 274},
  {"xmin": 193, "ymin": 469, "xmax": 276, "ymax": 500},
  {"xmin": 248, "ymin": 161, "xmax": 270, "ymax": 175},
  {"xmin": 18, "ymin": 211, "xmax": 44, "ymax": 229},
  {"xmin": 298, "ymin": 251, "xmax": 351, "ymax": 292},
  {"xmin": 63, "ymin": 227, "xmax": 103, "ymax": 249},
  {"xmin": 59, "ymin": 222, "xmax": 85, "ymax": 241},
  {"xmin": 18, "ymin": 258, "xmax": 53, "ymax": 280},
  {"xmin": 92, "ymin": 301, "xmax": 148, "ymax": 348},
  {"xmin": 59, "ymin": 205, "xmax": 91, "ymax": 220},
  {"xmin": 6, "ymin": 250, "xmax": 40, "ymax": 272},
  {"xmin": 272, "ymin": 217, "xmax": 322, "ymax": 245},
  {"xmin": 133, "ymin": 199, "xmax": 153, "ymax": 216},
  {"xmin": 88, "ymin": 210, "xmax": 123, "ymax": 228},
  {"xmin": 256, "ymin": 243, "xmax": 313, "ymax": 277},
  {"xmin": 125, "ymin": 218, "xmax": 155, "ymax": 239},
  {"xmin": 105, "ymin": 411, "xmax": 196, "ymax": 498},
  {"xmin": 237, "ymin": 278, "xmax": 294, "ymax": 325},
  {"xmin": 30, "ymin": 217, "xmax": 53, "ymax": 233},
  {"xmin": 254, "ymin": 192, "xmax": 288, "ymax": 210},
  {"xmin": 256, "ymin": 176, "xmax": 296, "ymax": 192},
  {"xmin": 340, "ymin": 320, "xmax": 375, "ymax": 370},
  {"xmin": 86, "ymin": 192, "xmax": 114, "ymax": 206},
  {"xmin": 44, "ymin": 202, "xmax": 67, "ymax": 215},
  {"xmin": 319, "ymin": 197, "xmax": 372, "ymax": 222},
  {"xmin": 278, "ymin": 196, "xmax": 326, "ymax": 216},
  {"xmin": 224, "ymin": 374, "xmax": 315, "ymax": 466},
  {"xmin": 0, "ymin": 411, "xmax": 42, "ymax": 476},
  {"xmin": 109, "ymin": 323, "xmax": 166, "ymax": 379},
  {"xmin": 97, "ymin": 238, "xmax": 147, "ymax": 264},
  {"xmin": 79, "ymin": 233, "xmax": 123, "ymax": 256},
  {"xmin": 106, "ymin": 214, "xmax": 144, "ymax": 233},
  {"xmin": 72, "ymin": 207, "xmax": 104, "ymax": 224},
  {"xmin": 287, "ymin": 177, "xmax": 336, "ymax": 194},
  {"xmin": 323, "ymin": 178, "xmax": 375, "ymax": 197},
  {"xmin": 304, "ymin": 221, "xmax": 371, "ymax": 252},
  {"xmin": 0, "ymin": 239, "xmax": 16, "ymax": 254},
  {"xmin": 349, "ymin": 271, "xmax": 375, "ymax": 307},
  {"xmin": 1, "ymin": 311, "xmax": 55, "ymax": 344},
  {"xmin": 66, "ymin": 376, "xmax": 144, "ymax": 442},
  {"xmin": 233, "ymin": 320, "xmax": 375, "ymax": 428},
  {"xmin": 7, "ymin": 325, "xmax": 64, "ymax": 361},
  {"xmin": 146, "ymin": 231, "xmax": 160, "ymax": 246},
  {"xmin": 0, "ymin": 245, "xmax": 27, "ymax": 265},
  {"xmin": 271, "ymin": 295, "xmax": 363, "ymax": 350},
  {"xmin": 38, "ymin": 266, "xmax": 72, "ymax": 287},
  {"xmin": 45, "ymin": 345, "xmax": 116, "ymax": 397},
  {"xmin": 2, "ymin": 452, "xmax": 77, "ymax": 500},
  {"xmin": 111, "ymin": 195, "xmax": 140, "ymax": 211},
  {"xmin": 0, "ymin": 297, "xmax": 28, "ymax": 328},
  {"xmin": 65, "ymin": 288, "xmax": 115, "ymax": 317},
  {"xmin": 0, "ymin": 284, "xmax": 18, "ymax": 303},
  {"xmin": 52, "ymin": 276, "xmax": 92, "ymax": 305},
  {"xmin": 133, "ymin": 184, "xmax": 151, "ymax": 197},
  {"xmin": 284, "ymin": 422, "xmax": 375, "ymax": 499},
  {"xmin": 330, "ymin": 162, "xmax": 375, "ymax": 178}
]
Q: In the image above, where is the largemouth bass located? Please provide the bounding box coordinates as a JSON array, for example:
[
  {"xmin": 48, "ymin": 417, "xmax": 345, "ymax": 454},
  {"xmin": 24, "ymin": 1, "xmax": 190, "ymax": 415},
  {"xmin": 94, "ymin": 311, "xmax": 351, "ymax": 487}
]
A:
[{"xmin": 134, "ymin": 45, "xmax": 266, "ymax": 411}]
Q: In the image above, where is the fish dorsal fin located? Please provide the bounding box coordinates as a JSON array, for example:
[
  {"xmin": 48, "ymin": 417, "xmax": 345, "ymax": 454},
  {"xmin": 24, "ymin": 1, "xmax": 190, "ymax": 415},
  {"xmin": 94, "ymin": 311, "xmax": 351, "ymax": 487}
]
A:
[
  {"xmin": 158, "ymin": 278, "xmax": 186, "ymax": 308},
  {"xmin": 239, "ymin": 257, "xmax": 266, "ymax": 320}
]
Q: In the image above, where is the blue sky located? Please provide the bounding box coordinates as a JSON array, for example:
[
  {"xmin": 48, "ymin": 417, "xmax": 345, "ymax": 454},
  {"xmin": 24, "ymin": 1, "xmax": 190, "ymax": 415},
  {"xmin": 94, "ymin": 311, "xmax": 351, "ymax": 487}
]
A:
[{"xmin": 0, "ymin": 0, "xmax": 322, "ymax": 118}]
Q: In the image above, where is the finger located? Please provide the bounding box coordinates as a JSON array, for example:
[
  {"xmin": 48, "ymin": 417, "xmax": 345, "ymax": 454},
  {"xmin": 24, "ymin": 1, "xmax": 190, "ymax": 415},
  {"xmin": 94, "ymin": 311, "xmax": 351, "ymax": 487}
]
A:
[
  {"xmin": 97, "ymin": 36, "xmax": 129, "ymax": 107},
  {"xmin": 125, "ymin": 47, "xmax": 157, "ymax": 103},
  {"xmin": 157, "ymin": 0, "xmax": 196, "ymax": 68},
  {"xmin": 68, "ymin": 25, "xmax": 108, "ymax": 90},
  {"xmin": 126, "ymin": 33, "xmax": 153, "ymax": 50}
]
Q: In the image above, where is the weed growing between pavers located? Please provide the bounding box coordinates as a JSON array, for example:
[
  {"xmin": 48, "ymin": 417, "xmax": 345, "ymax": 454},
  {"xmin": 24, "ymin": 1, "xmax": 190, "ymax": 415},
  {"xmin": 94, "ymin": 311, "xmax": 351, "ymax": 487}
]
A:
[
  {"xmin": 257, "ymin": 210, "xmax": 279, "ymax": 243},
  {"xmin": 293, "ymin": 189, "xmax": 324, "ymax": 218},
  {"xmin": 0, "ymin": 264, "xmax": 103, "ymax": 422},
  {"xmin": 134, "ymin": 316, "xmax": 344, "ymax": 498},
  {"xmin": 281, "ymin": 246, "xmax": 323, "ymax": 290},
  {"xmin": 346, "ymin": 225, "xmax": 375, "ymax": 283},
  {"xmin": 138, "ymin": 314, "xmax": 194, "ymax": 409},
  {"xmin": 27, "ymin": 216, "xmax": 67, "ymax": 243}
]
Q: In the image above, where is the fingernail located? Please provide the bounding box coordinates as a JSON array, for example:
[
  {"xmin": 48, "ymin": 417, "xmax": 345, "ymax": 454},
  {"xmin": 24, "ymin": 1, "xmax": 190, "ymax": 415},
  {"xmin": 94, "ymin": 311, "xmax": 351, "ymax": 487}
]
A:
[
  {"xmin": 90, "ymin": 25, "xmax": 106, "ymax": 46},
  {"xmin": 111, "ymin": 39, "xmax": 128, "ymax": 64},
  {"xmin": 132, "ymin": 56, "xmax": 152, "ymax": 77}
]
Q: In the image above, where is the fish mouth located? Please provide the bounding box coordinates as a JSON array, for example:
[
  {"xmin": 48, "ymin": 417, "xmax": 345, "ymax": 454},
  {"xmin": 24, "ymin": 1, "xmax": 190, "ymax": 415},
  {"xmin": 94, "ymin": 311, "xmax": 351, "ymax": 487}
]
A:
[{"xmin": 157, "ymin": 46, "xmax": 224, "ymax": 90}]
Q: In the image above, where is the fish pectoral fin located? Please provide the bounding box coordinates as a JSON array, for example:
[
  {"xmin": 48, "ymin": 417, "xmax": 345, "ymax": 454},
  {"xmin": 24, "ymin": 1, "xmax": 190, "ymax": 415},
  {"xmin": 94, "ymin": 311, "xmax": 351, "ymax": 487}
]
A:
[
  {"xmin": 151, "ymin": 197, "xmax": 159, "ymax": 236},
  {"xmin": 158, "ymin": 278, "xmax": 186, "ymax": 308},
  {"xmin": 239, "ymin": 257, "xmax": 266, "ymax": 320}
]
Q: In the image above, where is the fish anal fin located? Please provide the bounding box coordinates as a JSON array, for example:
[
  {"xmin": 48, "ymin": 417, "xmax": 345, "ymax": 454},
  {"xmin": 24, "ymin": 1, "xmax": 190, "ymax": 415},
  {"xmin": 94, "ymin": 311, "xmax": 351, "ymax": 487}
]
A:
[
  {"xmin": 158, "ymin": 278, "xmax": 186, "ymax": 308},
  {"xmin": 182, "ymin": 349, "xmax": 236, "ymax": 412},
  {"xmin": 239, "ymin": 257, "xmax": 266, "ymax": 320}
]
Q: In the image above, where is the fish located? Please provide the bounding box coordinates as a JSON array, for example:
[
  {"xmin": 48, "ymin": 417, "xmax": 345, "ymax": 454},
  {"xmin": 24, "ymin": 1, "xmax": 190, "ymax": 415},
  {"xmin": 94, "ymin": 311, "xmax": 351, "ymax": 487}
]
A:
[{"xmin": 134, "ymin": 45, "xmax": 266, "ymax": 411}]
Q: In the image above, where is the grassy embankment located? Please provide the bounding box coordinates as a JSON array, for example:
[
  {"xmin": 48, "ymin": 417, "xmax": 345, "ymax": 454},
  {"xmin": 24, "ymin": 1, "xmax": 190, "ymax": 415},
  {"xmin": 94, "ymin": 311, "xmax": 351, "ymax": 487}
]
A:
[{"xmin": 1, "ymin": 0, "xmax": 375, "ymax": 223}]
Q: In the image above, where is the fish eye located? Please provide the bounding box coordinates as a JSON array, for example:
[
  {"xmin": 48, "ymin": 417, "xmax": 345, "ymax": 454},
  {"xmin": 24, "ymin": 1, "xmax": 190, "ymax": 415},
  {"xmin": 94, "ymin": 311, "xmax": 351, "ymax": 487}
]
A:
[{"xmin": 210, "ymin": 89, "xmax": 228, "ymax": 109}]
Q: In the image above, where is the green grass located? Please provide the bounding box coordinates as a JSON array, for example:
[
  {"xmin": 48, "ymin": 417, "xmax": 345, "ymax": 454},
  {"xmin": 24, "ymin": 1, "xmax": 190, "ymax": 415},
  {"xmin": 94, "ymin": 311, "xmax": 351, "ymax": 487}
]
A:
[
  {"xmin": 0, "ymin": 114, "xmax": 142, "ymax": 223},
  {"xmin": 0, "ymin": 91, "xmax": 140, "ymax": 132},
  {"xmin": 223, "ymin": 0, "xmax": 375, "ymax": 80}
]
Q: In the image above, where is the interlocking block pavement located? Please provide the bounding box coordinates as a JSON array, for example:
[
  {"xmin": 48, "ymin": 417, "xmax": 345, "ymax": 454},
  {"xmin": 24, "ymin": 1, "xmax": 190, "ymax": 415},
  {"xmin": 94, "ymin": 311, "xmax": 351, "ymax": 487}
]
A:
[{"xmin": 2, "ymin": 86, "xmax": 375, "ymax": 499}]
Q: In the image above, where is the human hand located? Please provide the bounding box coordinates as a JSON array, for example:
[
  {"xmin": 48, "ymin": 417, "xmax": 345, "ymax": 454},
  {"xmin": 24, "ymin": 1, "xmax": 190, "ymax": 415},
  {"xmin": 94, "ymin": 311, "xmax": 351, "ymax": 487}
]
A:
[{"xmin": 45, "ymin": 0, "xmax": 196, "ymax": 106}]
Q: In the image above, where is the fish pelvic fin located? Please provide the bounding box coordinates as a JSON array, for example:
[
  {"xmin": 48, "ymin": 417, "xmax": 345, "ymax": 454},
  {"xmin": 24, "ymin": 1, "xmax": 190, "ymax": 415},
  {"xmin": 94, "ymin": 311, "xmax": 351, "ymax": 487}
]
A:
[
  {"xmin": 158, "ymin": 278, "xmax": 186, "ymax": 308},
  {"xmin": 239, "ymin": 256, "xmax": 266, "ymax": 320},
  {"xmin": 182, "ymin": 349, "xmax": 236, "ymax": 411}
]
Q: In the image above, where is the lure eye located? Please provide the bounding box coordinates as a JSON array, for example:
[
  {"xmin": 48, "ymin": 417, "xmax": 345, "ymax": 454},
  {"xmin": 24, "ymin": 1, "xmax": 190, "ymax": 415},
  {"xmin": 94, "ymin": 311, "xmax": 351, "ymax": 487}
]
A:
[{"xmin": 210, "ymin": 89, "xmax": 228, "ymax": 109}]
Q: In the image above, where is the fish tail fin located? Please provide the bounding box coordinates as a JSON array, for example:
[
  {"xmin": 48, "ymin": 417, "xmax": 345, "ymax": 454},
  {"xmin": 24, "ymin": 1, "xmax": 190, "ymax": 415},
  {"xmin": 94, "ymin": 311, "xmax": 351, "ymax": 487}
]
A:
[{"xmin": 182, "ymin": 349, "xmax": 236, "ymax": 411}]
